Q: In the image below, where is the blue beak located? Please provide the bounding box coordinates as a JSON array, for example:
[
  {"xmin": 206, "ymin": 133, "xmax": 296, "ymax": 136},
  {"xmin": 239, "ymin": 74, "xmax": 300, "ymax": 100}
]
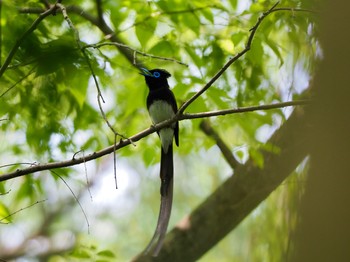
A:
[{"xmin": 139, "ymin": 67, "xmax": 153, "ymax": 77}]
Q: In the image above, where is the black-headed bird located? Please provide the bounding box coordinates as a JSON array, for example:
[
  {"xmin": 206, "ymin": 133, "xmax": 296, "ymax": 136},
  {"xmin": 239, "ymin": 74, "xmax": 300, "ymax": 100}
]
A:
[{"xmin": 140, "ymin": 68, "xmax": 179, "ymax": 256}]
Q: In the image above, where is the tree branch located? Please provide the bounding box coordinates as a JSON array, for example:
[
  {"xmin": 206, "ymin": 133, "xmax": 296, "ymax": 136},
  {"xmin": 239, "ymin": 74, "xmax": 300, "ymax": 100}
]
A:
[
  {"xmin": 199, "ymin": 120, "xmax": 240, "ymax": 170},
  {"xmin": 95, "ymin": 0, "xmax": 105, "ymax": 26},
  {"xmin": 0, "ymin": 100, "xmax": 307, "ymax": 182},
  {"xmin": 181, "ymin": 99, "xmax": 309, "ymax": 120},
  {"xmin": 134, "ymin": 103, "xmax": 310, "ymax": 261},
  {"xmin": 178, "ymin": 1, "xmax": 281, "ymax": 114},
  {"xmin": 84, "ymin": 42, "xmax": 188, "ymax": 67},
  {"xmin": 0, "ymin": 199, "xmax": 47, "ymax": 224}
]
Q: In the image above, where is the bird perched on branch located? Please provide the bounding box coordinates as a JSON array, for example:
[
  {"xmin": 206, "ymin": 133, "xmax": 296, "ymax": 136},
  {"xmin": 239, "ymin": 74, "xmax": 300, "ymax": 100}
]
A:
[{"xmin": 140, "ymin": 68, "xmax": 179, "ymax": 256}]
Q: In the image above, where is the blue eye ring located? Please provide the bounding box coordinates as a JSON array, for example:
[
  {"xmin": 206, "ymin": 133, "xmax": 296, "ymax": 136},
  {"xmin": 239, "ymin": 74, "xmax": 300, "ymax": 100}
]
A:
[{"xmin": 153, "ymin": 72, "xmax": 161, "ymax": 78}]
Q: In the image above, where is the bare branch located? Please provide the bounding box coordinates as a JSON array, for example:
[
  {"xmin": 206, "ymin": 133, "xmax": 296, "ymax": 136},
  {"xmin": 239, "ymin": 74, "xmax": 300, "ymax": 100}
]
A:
[
  {"xmin": 134, "ymin": 101, "xmax": 309, "ymax": 261},
  {"xmin": 0, "ymin": 199, "xmax": 47, "ymax": 224},
  {"xmin": 200, "ymin": 120, "xmax": 240, "ymax": 170},
  {"xmin": 0, "ymin": 162, "xmax": 38, "ymax": 169},
  {"xmin": 95, "ymin": 0, "xmax": 105, "ymax": 26},
  {"xmin": 272, "ymin": 7, "xmax": 318, "ymax": 14},
  {"xmin": 51, "ymin": 170, "xmax": 90, "ymax": 233},
  {"xmin": 180, "ymin": 100, "xmax": 309, "ymax": 120},
  {"xmin": 0, "ymin": 100, "xmax": 308, "ymax": 182},
  {"xmin": 85, "ymin": 42, "xmax": 188, "ymax": 67},
  {"xmin": 113, "ymin": 135, "xmax": 118, "ymax": 189}
]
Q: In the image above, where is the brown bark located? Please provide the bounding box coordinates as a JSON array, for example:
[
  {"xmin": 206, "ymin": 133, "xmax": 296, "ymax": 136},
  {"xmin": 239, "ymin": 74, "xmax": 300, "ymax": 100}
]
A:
[{"xmin": 135, "ymin": 106, "xmax": 310, "ymax": 261}]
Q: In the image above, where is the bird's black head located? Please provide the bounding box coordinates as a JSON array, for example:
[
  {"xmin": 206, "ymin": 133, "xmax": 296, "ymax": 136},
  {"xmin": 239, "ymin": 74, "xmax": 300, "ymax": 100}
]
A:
[{"xmin": 140, "ymin": 68, "xmax": 171, "ymax": 90}]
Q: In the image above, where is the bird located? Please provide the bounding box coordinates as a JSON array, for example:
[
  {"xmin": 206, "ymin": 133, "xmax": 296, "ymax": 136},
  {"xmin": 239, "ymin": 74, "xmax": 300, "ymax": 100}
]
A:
[{"xmin": 140, "ymin": 68, "xmax": 179, "ymax": 256}]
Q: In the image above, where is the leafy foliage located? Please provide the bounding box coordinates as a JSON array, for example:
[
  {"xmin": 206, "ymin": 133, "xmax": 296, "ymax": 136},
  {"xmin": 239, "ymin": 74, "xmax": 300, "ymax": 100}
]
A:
[{"xmin": 0, "ymin": 0, "xmax": 318, "ymax": 261}]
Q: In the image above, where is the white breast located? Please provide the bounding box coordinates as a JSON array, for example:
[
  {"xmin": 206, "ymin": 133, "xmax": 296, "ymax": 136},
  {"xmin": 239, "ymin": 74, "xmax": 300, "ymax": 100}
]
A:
[
  {"xmin": 148, "ymin": 100, "xmax": 175, "ymax": 124},
  {"xmin": 148, "ymin": 100, "xmax": 175, "ymax": 153}
]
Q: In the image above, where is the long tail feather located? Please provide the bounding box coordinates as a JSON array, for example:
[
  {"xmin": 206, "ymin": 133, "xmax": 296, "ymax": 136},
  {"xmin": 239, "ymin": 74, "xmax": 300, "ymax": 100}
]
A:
[{"xmin": 144, "ymin": 145, "xmax": 174, "ymax": 256}]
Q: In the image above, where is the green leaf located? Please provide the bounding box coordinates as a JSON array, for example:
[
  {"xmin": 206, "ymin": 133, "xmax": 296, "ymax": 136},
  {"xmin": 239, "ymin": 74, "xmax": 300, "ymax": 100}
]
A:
[
  {"xmin": 97, "ymin": 250, "xmax": 116, "ymax": 258},
  {"xmin": 207, "ymin": 87, "xmax": 230, "ymax": 108},
  {"xmin": 231, "ymin": 32, "xmax": 247, "ymax": 47},
  {"xmin": 234, "ymin": 149, "xmax": 245, "ymax": 162},
  {"xmin": 185, "ymin": 92, "xmax": 208, "ymax": 113},
  {"xmin": 265, "ymin": 38, "xmax": 284, "ymax": 66},
  {"xmin": 181, "ymin": 14, "xmax": 200, "ymax": 35},
  {"xmin": 68, "ymin": 74, "xmax": 89, "ymax": 108},
  {"xmin": 135, "ymin": 20, "xmax": 157, "ymax": 47},
  {"xmin": 229, "ymin": 0, "xmax": 238, "ymax": 9},
  {"xmin": 70, "ymin": 249, "xmax": 91, "ymax": 259},
  {"xmin": 184, "ymin": 45, "xmax": 202, "ymax": 67},
  {"xmin": 201, "ymin": 8, "xmax": 214, "ymax": 23},
  {"xmin": 149, "ymin": 40, "xmax": 174, "ymax": 57},
  {"xmin": 143, "ymin": 147, "xmax": 157, "ymax": 166},
  {"xmin": 247, "ymin": 37, "xmax": 264, "ymax": 64},
  {"xmin": 0, "ymin": 202, "xmax": 11, "ymax": 223},
  {"xmin": 35, "ymin": 37, "xmax": 82, "ymax": 76}
]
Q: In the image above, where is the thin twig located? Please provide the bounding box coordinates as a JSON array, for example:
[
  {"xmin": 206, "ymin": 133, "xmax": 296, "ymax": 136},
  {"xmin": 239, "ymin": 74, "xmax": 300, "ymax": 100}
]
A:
[
  {"xmin": 58, "ymin": 0, "xmax": 133, "ymax": 188},
  {"xmin": 178, "ymin": 1, "xmax": 281, "ymax": 114},
  {"xmin": 114, "ymin": 135, "xmax": 118, "ymax": 189},
  {"xmin": 0, "ymin": 162, "xmax": 38, "ymax": 169},
  {"xmin": 84, "ymin": 42, "xmax": 188, "ymax": 67},
  {"xmin": 0, "ymin": 199, "xmax": 47, "ymax": 224},
  {"xmin": 51, "ymin": 170, "xmax": 90, "ymax": 234},
  {"xmin": 199, "ymin": 120, "xmax": 239, "ymax": 170},
  {"xmin": 57, "ymin": 3, "xmax": 131, "ymax": 143},
  {"xmin": 181, "ymin": 100, "xmax": 309, "ymax": 120},
  {"xmin": 0, "ymin": 99, "xmax": 309, "ymax": 182},
  {"xmin": 82, "ymin": 150, "xmax": 93, "ymax": 202},
  {"xmin": 0, "ymin": 189, "xmax": 11, "ymax": 196},
  {"xmin": 271, "ymin": 7, "xmax": 318, "ymax": 14},
  {"xmin": 0, "ymin": 67, "xmax": 36, "ymax": 98}
]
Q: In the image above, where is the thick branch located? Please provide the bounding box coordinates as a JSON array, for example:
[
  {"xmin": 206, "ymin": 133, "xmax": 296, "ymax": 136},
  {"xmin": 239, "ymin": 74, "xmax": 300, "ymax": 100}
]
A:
[
  {"xmin": 134, "ymin": 104, "xmax": 310, "ymax": 261},
  {"xmin": 95, "ymin": 0, "xmax": 105, "ymax": 26}
]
